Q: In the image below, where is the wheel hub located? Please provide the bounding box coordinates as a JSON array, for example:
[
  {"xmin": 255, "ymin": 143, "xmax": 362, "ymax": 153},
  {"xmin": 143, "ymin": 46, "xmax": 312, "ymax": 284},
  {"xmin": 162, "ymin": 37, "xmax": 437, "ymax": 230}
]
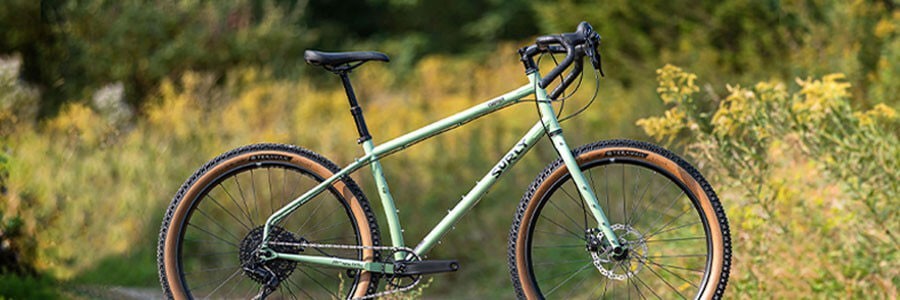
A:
[
  {"xmin": 239, "ymin": 226, "xmax": 303, "ymax": 284},
  {"xmin": 587, "ymin": 224, "xmax": 648, "ymax": 281}
]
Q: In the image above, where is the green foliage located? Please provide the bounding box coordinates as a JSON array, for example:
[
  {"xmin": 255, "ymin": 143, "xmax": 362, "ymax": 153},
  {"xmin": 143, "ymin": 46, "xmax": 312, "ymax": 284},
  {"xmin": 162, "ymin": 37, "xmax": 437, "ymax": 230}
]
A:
[
  {"xmin": 0, "ymin": 273, "xmax": 60, "ymax": 299},
  {"xmin": 638, "ymin": 65, "xmax": 899, "ymax": 298},
  {"xmin": 533, "ymin": 0, "xmax": 899, "ymax": 109},
  {"xmin": 0, "ymin": 0, "xmax": 540, "ymax": 117}
]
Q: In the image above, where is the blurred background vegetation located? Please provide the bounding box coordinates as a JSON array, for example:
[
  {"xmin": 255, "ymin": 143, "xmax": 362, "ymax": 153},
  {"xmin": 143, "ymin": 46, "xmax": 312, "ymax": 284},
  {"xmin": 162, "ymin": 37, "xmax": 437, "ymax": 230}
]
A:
[{"xmin": 0, "ymin": 0, "xmax": 897, "ymax": 298}]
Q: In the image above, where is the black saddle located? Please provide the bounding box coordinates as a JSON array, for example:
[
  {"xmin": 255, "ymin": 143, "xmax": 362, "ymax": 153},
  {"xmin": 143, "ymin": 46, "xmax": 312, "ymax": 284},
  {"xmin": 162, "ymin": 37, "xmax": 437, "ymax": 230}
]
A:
[{"xmin": 304, "ymin": 50, "xmax": 389, "ymax": 70}]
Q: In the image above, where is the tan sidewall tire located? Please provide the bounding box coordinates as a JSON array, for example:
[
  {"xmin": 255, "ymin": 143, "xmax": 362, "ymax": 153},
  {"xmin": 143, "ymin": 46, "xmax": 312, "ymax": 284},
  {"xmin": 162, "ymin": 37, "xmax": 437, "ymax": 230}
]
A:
[
  {"xmin": 158, "ymin": 144, "xmax": 378, "ymax": 299},
  {"xmin": 510, "ymin": 140, "xmax": 730, "ymax": 299}
]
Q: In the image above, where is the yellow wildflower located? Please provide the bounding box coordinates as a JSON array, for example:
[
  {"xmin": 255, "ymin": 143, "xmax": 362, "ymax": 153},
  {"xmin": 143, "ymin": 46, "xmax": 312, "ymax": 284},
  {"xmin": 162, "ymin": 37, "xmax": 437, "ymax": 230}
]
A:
[
  {"xmin": 857, "ymin": 103, "xmax": 898, "ymax": 126},
  {"xmin": 712, "ymin": 84, "xmax": 755, "ymax": 137},
  {"xmin": 792, "ymin": 73, "xmax": 850, "ymax": 123},
  {"xmin": 636, "ymin": 107, "xmax": 686, "ymax": 142},
  {"xmin": 656, "ymin": 64, "xmax": 699, "ymax": 105}
]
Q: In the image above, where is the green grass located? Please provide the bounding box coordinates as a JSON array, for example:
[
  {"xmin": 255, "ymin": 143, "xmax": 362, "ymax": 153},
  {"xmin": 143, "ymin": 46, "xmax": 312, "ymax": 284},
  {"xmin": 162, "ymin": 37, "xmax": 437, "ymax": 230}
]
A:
[
  {"xmin": 69, "ymin": 212, "xmax": 162, "ymax": 288},
  {"xmin": 0, "ymin": 273, "xmax": 60, "ymax": 299}
]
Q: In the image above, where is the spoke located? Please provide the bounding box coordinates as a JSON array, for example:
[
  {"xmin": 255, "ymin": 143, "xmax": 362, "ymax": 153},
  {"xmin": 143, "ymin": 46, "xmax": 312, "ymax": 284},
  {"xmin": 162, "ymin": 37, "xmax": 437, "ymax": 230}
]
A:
[
  {"xmin": 282, "ymin": 168, "xmax": 288, "ymax": 210},
  {"xmin": 195, "ymin": 250, "xmax": 239, "ymax": 258},
  {"xmin": 548, "ymin": 187, "xmax": 586, "ymax": 232},
  {"xmin": 563, "ymin": 266, "xmax": 594, "ymax": 299},
  {"xmin": 620, "ymin": 263, "xmax": 646, "ymax": 300},
  {"xmin": 242, "ymin": 280, "xmax": 255, "ymax": 300},
  {"xmin": 629, "ymin": 177, "xmax": 671, "ymax": 228},
  {"xmin": 645, "ymin": 207, "xmax": 692, "ymax": 239},
  {"xmin": 605, "ymin": 165, "xmax": 611, "ymax": 223},
  {"xmin": 298, "ymin": 267, "xmax": 339, "ymax": 299},
  {"xmin": 646, "ymin": 254, "xmax": 707, "ymax": 259},
  {"xmin": 642, "ymin": 191, "xmax": 685, "ymax": 238},
  {"xmin": 307, "ymin": 265, "xmax": 343, "ymax": 285},
  {"xmin": 642, "ymin": 222, "xmax": 700, "ymax": 241},
  {"xmin": 183, "ymin": 264, "xmax": 243, "ymax": 276},
  {"xmin": 534, "ymin": 229, "xmax": 584, "ymax": 240},
  {"xmin": 545, "ymin": 262, "xmax": 594, "ymax": 296},
  {"xmin": 629, "ymin": 166, "xmax": 641, "ymax": 225},
  {"xmin": 202, "ymin": 267, "xmax": 242, "ymax": 299},
  {"xmin": 558, "ymin": 183, "xmax": 589, "ymax": 230},
  {"xmin": 638, "ymin": 257, "xmax": 688, "ymax": 300},
  {"xmin": 533, "ymin": 258, "xmax": 592, "ymax": 266},
  {"xmin": 303, "ymin": 219, "xmax": 350, "ymax": 237},
  {"xmin": 193, "ymin": 208, "xmax": 243, "ymax": 241},
  {"xmin": 205, "ymin": 194, "xmax": 252, "ymax": 231},
  {"xmin": 533, "ymin": 244, "xmax": 585, "ymax": 249},
  {"xmin": 222, "ymin": 274, "xmax": 248, "ymax": 298},
  {"xmin": 600, "ymin": 263, "xmax": 612, "ymax": 298},
  {"xmin": 269, "ymin": 168, "xmax": 278, "ymax": 217},
  {"xmin": 631, "ymin": 269, "xmax": 664, "ymax": 299},
  {"xmin": 183, "ymin": 237, "xmax": 239, "ymax": 245},
  {"xmin": 638, "ymin": 256, "xmax": 699, "ymax": 293},
  {"xmin": 250, "ymin": 169, "xmax": 261, "ymax": 223},
  {"xmin": 233, "ymin": 176, "xmax": 256, "ymax": 225},
  {"xmin": 300, "ymin": 198, "xmax": 345, "ymax": 234},
  {"xmin": 642, "ymin": 258, "xmax": 706, "ymax": 275},
  {"xmin": 644, "ymin": 236, "xmax": 705, "ymax": 243},
  {"xmin": 220, "ymin": 182, "xmax": 256, "ymax": 227},
  {"xmin": 586, "ymin": 169, "xmax": 596, "ymax": 228},
  {"xmin": 626, "ymin": 170, "xmax": 654, "ymax": 225},
  {"xmin": 587, "ymin": 272, "xmax": 608, "ymax": 299},
  {"xmin": 286, "ymin": 276, "xmax": 312, "ymax": 299},
  {"xmin": 187, "ymin": 223, "xmax": 239, "ymax": 247},
  {"xmin": 622, "ymin": 164, "xmax": 627, "ymax": 224},
  {"xmin": 538, "ymin": 215, "xmax": 586, "ymax": 241},
  {"xmin": 296, "ymin": 194, "xmax": 329, "ymax": 233}
]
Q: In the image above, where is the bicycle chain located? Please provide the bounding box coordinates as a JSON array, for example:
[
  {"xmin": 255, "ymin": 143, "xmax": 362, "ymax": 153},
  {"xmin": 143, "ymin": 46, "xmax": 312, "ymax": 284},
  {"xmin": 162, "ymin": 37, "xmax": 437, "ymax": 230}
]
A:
[{"xmin": 266, "ymin": 241, "xmax": 421, "ymax": 299}]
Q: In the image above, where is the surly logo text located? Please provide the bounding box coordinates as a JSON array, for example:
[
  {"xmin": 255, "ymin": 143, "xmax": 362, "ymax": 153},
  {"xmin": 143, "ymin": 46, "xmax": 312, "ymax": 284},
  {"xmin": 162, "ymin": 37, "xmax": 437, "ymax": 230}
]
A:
[{"xmin": 491, "ymin": 142, "xmax": 528, "ymax": 178}]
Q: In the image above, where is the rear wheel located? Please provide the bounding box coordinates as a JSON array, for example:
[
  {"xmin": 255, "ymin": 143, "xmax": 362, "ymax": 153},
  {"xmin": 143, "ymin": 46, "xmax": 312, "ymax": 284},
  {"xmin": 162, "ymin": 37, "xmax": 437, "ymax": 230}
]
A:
[
  {"xmin": 158, "ymin": 143, "xmax": 380, "ymax": 299},
  {"xmin": 509, "ymin": 139, "xmax": 731, "ymax": 299}
]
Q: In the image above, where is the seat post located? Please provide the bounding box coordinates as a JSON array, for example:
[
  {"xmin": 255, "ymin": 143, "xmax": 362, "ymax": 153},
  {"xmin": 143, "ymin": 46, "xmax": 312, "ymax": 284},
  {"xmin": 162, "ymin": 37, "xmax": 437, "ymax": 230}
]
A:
[{"xmin": 337, "ymin": 72, "xmax": 372, "ymax": 144}]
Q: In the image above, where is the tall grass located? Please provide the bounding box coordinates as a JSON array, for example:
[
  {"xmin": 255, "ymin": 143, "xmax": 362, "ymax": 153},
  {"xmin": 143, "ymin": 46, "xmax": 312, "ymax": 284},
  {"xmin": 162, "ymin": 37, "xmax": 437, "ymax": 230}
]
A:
[{"xmin": 638, "ymin": 65, "xmax": 899, "ymax": 298}]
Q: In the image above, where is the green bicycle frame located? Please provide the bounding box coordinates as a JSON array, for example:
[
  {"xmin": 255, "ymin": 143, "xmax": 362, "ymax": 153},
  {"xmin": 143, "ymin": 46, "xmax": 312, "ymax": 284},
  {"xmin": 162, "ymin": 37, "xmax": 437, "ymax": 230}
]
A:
[{"xmin": 259, "ymin": 72, "xmax": 621, "ymax": 273}]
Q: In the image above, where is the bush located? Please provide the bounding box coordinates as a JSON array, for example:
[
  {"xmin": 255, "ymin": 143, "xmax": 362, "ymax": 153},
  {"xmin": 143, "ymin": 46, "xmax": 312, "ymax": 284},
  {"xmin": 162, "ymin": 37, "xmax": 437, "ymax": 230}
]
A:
[{"xmin": 637, "ymin": 65, "xmax": 898, "ymax": 298}]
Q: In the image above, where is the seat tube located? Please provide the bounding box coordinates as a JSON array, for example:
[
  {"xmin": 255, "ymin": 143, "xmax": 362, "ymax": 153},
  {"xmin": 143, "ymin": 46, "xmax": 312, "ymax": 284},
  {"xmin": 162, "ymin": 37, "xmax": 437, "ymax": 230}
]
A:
[
  {"xmin": 529, "ymin": 73, "xmax": 622, "ymax": 249},
  {"xmin": 361, "ymin": 141, "xmax": 406, "ymax": 257}
]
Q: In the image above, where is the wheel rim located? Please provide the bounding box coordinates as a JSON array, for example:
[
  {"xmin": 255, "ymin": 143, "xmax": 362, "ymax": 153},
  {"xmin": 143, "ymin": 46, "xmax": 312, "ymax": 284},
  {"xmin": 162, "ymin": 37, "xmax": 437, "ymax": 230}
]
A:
[
  {"xmin": 525, "ymin": 158, "xmax": 714, "ymax": 299},
  {"xmin": 175, "ymin": 162, "xmax": 365, "ymax": 299}
]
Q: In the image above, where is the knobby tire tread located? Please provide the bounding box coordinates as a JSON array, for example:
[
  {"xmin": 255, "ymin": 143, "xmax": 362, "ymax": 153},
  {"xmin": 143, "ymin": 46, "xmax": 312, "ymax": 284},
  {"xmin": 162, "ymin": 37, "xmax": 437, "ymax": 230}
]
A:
[
  {"xmin": 157, "ymin": 143, "xmax": 382, "ymax": 299},
  {"xmin": 507, "ymin": 139, "xmax": 731, "ymax": 299}
]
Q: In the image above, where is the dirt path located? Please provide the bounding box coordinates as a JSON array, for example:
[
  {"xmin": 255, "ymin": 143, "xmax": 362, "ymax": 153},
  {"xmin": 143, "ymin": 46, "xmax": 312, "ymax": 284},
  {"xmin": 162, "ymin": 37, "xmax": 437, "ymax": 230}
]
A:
[{"xmin": 70, "ymin": 286, "xmax": 163, "ymax": 300}]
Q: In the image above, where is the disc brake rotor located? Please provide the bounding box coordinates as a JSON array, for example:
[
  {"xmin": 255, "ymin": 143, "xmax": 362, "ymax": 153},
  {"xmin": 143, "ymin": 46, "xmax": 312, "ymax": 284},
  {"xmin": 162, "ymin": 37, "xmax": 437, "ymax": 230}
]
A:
[{"xmin": 589, "ymin": 223, "xmax": 649, "ymax": 280}]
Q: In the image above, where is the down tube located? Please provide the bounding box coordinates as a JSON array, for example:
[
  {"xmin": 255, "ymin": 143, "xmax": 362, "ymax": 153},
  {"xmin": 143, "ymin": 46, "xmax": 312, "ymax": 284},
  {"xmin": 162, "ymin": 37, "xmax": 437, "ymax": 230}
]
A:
[{"xmin": 414, "ymin": 121, "xmax": 547, "ymax": 256}]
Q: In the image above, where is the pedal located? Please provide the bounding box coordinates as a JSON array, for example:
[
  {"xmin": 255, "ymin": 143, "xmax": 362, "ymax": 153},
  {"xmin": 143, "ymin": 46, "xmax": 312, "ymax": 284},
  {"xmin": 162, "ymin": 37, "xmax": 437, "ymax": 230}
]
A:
[{"xmin": 397, "ymin": 260, "xmax": 460, "ymax": 275}]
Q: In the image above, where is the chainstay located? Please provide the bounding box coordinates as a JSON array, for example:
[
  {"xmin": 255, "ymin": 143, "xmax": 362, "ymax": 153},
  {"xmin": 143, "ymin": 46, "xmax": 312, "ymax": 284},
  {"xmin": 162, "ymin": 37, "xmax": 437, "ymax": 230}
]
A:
[{"xmin": 266, "ymin": 241, "xmax": 421, "ymax": 299}]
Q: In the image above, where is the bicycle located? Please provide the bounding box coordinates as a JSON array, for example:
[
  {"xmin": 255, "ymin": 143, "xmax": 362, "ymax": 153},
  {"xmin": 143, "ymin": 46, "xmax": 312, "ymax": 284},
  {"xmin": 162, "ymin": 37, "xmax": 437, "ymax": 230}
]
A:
[{"xmin": 157, "ymin": 21, "xmax": 731, "ymax": 299}]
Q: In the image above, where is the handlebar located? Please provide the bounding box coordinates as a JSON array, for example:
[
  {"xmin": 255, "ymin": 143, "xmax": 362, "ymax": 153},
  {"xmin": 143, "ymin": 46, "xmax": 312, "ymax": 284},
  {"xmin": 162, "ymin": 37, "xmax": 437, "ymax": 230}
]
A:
[{"xmin": 519, "ymin": 21, "xmax": 603, "ymax": 99}]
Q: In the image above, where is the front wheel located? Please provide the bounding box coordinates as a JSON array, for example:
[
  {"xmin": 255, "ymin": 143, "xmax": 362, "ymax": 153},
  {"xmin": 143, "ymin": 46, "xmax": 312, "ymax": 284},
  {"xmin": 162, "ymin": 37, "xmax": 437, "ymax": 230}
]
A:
[{"xmin": 509, "ymin": 139, "xmax": 731, "ymax": 299}]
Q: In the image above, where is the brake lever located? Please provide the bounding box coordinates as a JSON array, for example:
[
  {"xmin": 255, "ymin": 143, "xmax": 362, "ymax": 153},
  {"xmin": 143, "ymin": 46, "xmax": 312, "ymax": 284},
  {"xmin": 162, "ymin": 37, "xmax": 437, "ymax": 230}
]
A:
[
  {"xmin": 593, "ymin": 51, "xmax": 604, "ymax": 77},
  {"xmin": 583, "ymin": 32, "xmax": 605, "ymax": 77}
]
